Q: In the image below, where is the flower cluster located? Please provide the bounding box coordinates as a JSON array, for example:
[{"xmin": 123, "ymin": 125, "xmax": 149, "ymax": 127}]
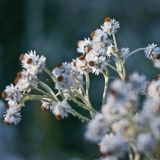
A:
[{"xmin": 1, "ymin": 17, "xmax": 160, "ymax": 160}]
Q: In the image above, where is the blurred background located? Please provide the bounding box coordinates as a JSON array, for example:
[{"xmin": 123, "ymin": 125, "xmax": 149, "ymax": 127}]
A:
[{"xmin": 0, "ymin": 0, "xmax": 160, "ymax": 159}]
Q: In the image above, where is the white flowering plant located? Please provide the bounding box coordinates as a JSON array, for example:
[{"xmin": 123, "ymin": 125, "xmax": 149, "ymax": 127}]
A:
[{"xmin": 2, "ymin": 17, "xmax": 160, "ymax": 160}]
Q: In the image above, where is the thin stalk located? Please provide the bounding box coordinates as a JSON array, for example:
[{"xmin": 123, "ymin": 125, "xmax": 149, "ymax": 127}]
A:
[
  {"xmin": 106, "ymin": 62, "xmax": 122, "ymax": 74},
  {"xmin": 16, "ymin": 95, "xmax": 46, "ymax": 109},
  {"xmin": 112, "ymin": 34, "xmax": 126, "ymax": 80},
  {"xmin": 39, "ymin": 81, "xmax": 59, "ymax": 102},
  {"xmin": 134, "ymin": 153, "xmax": 140, "ymax": 160},
  {"xmin": 102, "ymin": 68, "xmax": 109, "ymax": 105},
  {"xmin": 43, "ymin": 67, "xmax": 56, "ymax": 82},
  {"xmin": 71, "ymin": 108, "xmax": 90, "ymax": 122},
  {"xmin": 124, "ymin": 48, "xmax": 146, "ymax": 61},
  {"xmin": 31, "ymin": 86, "xmax": 49, "ymax": 96},
  {"xmin": 85, "ymin": 73, "xmax": 90, "ymax": 98},
  {"xmin": 112, "ymin": 34, "xmax": 118, "ymax": 51},
  {"xmin": 71, "ymin": 97, "xmax": 95, "ymax": 113}
]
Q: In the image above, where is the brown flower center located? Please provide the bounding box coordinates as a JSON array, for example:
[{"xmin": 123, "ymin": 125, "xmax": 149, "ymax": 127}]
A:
[
  {"xmin": 2, "ymin": 91, "xmax": 7, "ymax": 99},
  {"xmin": 89, "ymin": 61, "xmax": 94, "ymax": 66},
  {"xmin": 57, "ymin": 76, "xmax": 64, "ymax": 82},
  {"xmin": 27, "ymin": 58, "xmax": 32, "ymax": 64},
  {"xmin": 19, "ymin": 54, "xmax": 24, "ymax": 61},
  {"xmin": 56, "ymin": 62, "xmax": 63, "ymax": 67},
  {"xmin": 105, "ymin": 17, "xmax": 111, "ymax": 22},
  {"xmin": 73, "ymin": 61, "xmax": 76, "ymax": 67},
  {"xmin": 90, "ymin": 31, "xmax": 95, "ymax": 38},
  {"xmin": 55, "ymin": 115, "xmax": 62, "ymax": 120},
  {"xmin": 79, "ymin": 55, "xmax": 85, "ymax": 61}
]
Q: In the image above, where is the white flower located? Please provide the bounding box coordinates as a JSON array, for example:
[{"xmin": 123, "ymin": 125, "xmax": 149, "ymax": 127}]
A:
[
  {"xmin": 143, "ymin": 98, "xmax": 160, "ymax": 120},
  {"xmin": 86, "ymin": 52, "xmax": 107, "ymax": 75},
  {"xmin": 41, "ymin": 98, "xmax": 53, "ymax": 110},
  {"xmin": 136, "ymin": 133, "xmax": 155, "ymax": 154},
  {"xmin": 75, "ymin": 56, "xmax": 89, "ymax": 75},
  {"xmin": 112, "ymin": 119, "xmax": 135, "ymax": 138},
  {"xmin": 15, "ymin": 70, "xmax": 38, "ymax": 93},
  {"xmin": 77, "ymin": 38, "xmax": 91, "ymax": 54},
  {"xmin": 2, "ymin": 84, "xmax": 21, "ymax": 108},
  {"xmin": 147, "ymin": 80, "xmax": 160, "ymax": 98},
  {"xmin": 99, "ymin": 134, "xmax": 127, "ymax": 157},
  {"xmin": 20, "ymin": 50, "xmax": 46, "ymax": 75},
  {"xmin": 50, "ymin": 101, "xmax": 71, "ymax": 120},
  {"xmin": 3, "ymin": 108, "xmax": 21, "ymax": 125},
  {"xmin": 144, "ymin": 43, "xmax": 160, "ymax": 59},
  {"xmin": 84, "ymin": 114, "xmax": 109, "ymax": 142},
  {"xmin": 153, "ymin": 59, "xmax": 160, "ymax": 69},
  {"xmin": 120, "ymin": 47, "xmax": 130, "ymax": 58},
  {"xmin": 101, "ymin": 18, "xmax": 120, "ymax": 35},
  {"xmin": 107, "ymin": 44, "xmax": 117, "ymax": 57}
]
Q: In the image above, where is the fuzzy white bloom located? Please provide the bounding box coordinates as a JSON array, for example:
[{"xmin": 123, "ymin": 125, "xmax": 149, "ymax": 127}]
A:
[
  {"xmin": 101, "ymin": 18, "xmax": 120, "ymax": 35},
  {"xmin": 147, "ymin": 80, "xmax": 160, "ymax": 98},
  {"xmin": 20, "ymin": 50, "xmax": 46, "ymax": 75},
  {"xmin": 143, "ymin": 98, "xmax": 160, "ymax": 120},
  {"xmin": 99, "ymin": 134, "xmax": 127, "ymax": 157},
  {"xmin": 136, "ymin": 133, "xmax": 155, "ymax": 154},
  {"xmin": 92, "ymin": 29, "xmax": 105, "ymax": 42},
  {"xmin": 120, "ymin": 47, "xmax": 130, "ymax": 58},
  {"xmin": 3, "ymin": 108, "xmax": 21, "ymax": 125},
  {"xmin": 75, "ymin": 56, "xmax": 89, "ymax": 75},
  {"xmin": 112, "ymin": 119, "xmax": 135, "ymax": 138},
  {"xmin": 50, "ymin": 101, "xmax": 71, "ymax": 120},
  {"xmin": 127, "ymin": 72, "xmax": 147, "ymax": 93},
  {"xmin": 15, "ymin": 70, "xmax": 38, "ymax": 93},
  {"xmin": 85, "ymin": 52, "xmax": 107, "ymax": 75},
  {"xmin": 153, "ymin": 59, "xmax": 160, "ymax": 69},
  {"xmin": 84, "ymin": 114, "xmax": 109, "ymax": 142},
  {"xmin": 41, "ymin": 98, "xmax": 53, "ymax": 110},
  {"xmin": 53, "ymin": 62, "xmax": 82, "ymax": 91},
  {"xmin": 2, "ymin": 84, "xmax": 21, "ymax": 108},
  {"xmin": 77, "ymin": 38, "xmax": 91, "ymax": 54},
  {"xmin": 144, "ymin": 43, "xmax": 160, "ymax": 60},
  {"xmin": 107, "ymin": 44, "xmax": 117, "ymax": 57}
]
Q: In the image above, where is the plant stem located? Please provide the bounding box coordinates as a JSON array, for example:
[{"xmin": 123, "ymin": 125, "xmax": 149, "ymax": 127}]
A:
[
  {"xmin": 39, "ymin": 81, "xmax": 59, "ymax": 102},
  {"xmin": 71, "ymin": 108, "xmax": 90, "ymax": 122},
  {"xmin": 102, "ymin": 68, "xmax": 109, "ymax": 105},
  {"xmin": 43, "ymin": 67, "xmax": 56, "ymax": 82},
  {"xmin": 134, "ymin": 153, "xmax": 140, "ymax": 160},
  {"xmin": 124, "ymin": 48, "xmax": 146, "ymax": 61}
]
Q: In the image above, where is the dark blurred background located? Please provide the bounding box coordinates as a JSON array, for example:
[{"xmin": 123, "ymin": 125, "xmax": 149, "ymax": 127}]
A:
[{"xmin": 0, "ymin": 0, "xmax": 160, "ymax": 159}]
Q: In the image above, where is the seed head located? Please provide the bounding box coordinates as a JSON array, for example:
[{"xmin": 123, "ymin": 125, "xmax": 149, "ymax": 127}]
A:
[
  {"xmin": 73, "ymin": 61, "xmax": 77, "ymax": 67},
  {"xmin": 4, "ymin": 120, "xmax": 9, "ymax": 125},
  {"xmin": 19, "ymin": 54, "xmax": 24, "ymax": 61},
  {"xmin": 2, "ymin": 91, "xmax": 7, "ymax": 99},
  {"xmin": 90, "ymin": 31, "xmax": 95, "ymax": 38},
  {"xmin": 56, "ymin": 62, "xmax": 63, "ymax": 67},
  {"xmin": 57, "ymin": 76, "xmax": 64, "ymax": 82},
  {"xmin": 27, "ymin": 58, "xmax": 32, "ymax": 64},
  {"xmin": 79, "ymin": 55, "xmax": 85, "ymax": 61},
  {"xmin": 41, "ymin": 105, "xmax": 46, "ymax": 111},
  {"xmin": 89, "ymin": 61, "xmax": 94, "ymax": 66},
  {"xmin": 105, "ymin": 17, "xmax": 111, "ymax": 22},
  {"xmin": 55, "ymin": 115, "xmax": 62, "ymax": 120}
]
